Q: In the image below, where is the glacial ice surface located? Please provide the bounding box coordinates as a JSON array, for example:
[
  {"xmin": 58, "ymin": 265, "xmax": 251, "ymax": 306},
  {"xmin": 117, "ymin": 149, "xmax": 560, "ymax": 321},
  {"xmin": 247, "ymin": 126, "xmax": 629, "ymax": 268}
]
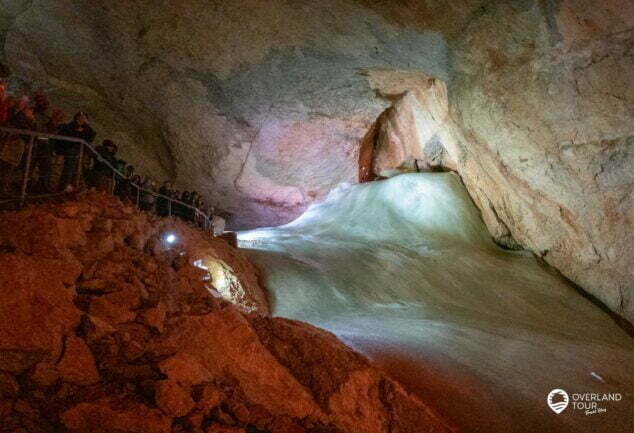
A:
[{"xmin": 239, "ymin": 173, "xmax": 633, "ymax": 433}]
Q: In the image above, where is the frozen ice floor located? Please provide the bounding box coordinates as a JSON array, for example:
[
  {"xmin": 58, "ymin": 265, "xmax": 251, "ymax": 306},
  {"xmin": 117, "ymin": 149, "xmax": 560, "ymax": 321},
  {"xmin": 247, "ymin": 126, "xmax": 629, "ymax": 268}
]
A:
[{"xmin": 239, "ymin": 173, "xmax": 633, "ymax": 433}]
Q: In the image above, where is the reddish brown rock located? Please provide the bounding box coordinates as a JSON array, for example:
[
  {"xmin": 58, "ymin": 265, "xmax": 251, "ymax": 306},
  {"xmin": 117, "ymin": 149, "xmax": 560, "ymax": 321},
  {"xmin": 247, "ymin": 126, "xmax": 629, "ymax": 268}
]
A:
[
  {"xmin": 61, "ymin": 398, "xmax": 171, "ymax": 433},
  {"xmin": 196, "ymin": 383, "xmax": 224, "ymax": 412},
  {"xmin": 159, "ymin": 354, "xmax": 212, "ymax": 386},
  {"xmin": 0, "ymin": 399, "xmax": 13, "ymax": 419},
  {"xmin": 0, "ymin": 254, "xmax": 81, "ymax": 362},
  {"xmin": 0, "ymin": 211, "xmax": 65, "ymax": 259},
  {"xmin": 0, "ymin": 192, "xmax": 451, "ymax": 433},
  {"xmin": 30, "ymin": 362, "xmax": 59, "ymax": 387},
  {"xmin": 14, "ymin": 399, "xmax": 38, "ymax": 418},
  {"xmin": 84, "ymin": 315, "xmax": 117, "ymax": 341},
  {"xmin": 0, "ymin": 350, "xmax": 44, "ymax": 374},
  {"xmin": 267, "ymin": 416, "xmax": 306, "ymax": 433},
  {"xmin": 93, "ymin": 259, "xmax": 130, "ymax": 280},
  {"xmin": 101, "ymin": 282, "xmax": 142, "ymax": 310},
  {"xmin": 53, "ymin": 217, "xmax": 88, "ymax": 249},
  {"xmin": 77, "ymin": 278, "xmax": 119, "ymax": 293},
  {"xmin": 155, "ymin": 308, "xmax": 322, "ymax": 420},
  {"xmin": 141, "ymin": 304, "xmax": 167, "ymax": 333},
  {"xmin": 0, "ymin": 373, "xmax": 19, "ymax": 399},
  {"xmin": 56, "ymin": 336, "xmax": 100, "ymax": 385},
  {"xmin": 155, "ymin": 379, "xmax": 195, "ymax": 417},
  {"xmin": 205, "ymin": 426, "xmax": 246, "ymax": 433},
  {"xmin": 79, "ymin": 230, "xmax": 115, "ymax": 262},
  {"xmin": 89, "ymin": 297, "xmax": 136, "ymax": 324}
]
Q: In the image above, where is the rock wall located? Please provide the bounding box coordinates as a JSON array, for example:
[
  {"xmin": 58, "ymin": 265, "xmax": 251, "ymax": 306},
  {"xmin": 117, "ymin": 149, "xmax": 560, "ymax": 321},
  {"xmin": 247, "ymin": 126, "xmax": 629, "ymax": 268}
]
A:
[
  {"xmin": 449, "ymin": 1, "xmax": 633, "ymax": 322},
  {"xmin": 362, "ymin": 2, "xmax": 634, "ymax": 322},
  {"xmin": 0, "ymin": 193, "xmax": 451, "ymax": 433}
]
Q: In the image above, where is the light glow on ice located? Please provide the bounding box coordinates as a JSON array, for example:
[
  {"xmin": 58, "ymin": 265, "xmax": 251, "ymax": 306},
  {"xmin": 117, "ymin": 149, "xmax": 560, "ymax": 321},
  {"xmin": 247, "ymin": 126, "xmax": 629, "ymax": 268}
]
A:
[{"xmin": 239, "ymin": 173, "xmax": 634, "ymax": 433}]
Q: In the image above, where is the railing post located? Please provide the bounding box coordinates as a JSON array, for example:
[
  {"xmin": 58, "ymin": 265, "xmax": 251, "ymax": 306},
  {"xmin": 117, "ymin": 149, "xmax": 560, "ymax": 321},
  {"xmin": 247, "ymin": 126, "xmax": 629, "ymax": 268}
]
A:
[
  {"xmin": 75, "ymin": 142, "xmax": 84, "ymax": 189},
  {"xmin": 111, "ymin": 171, "xmax": 116, "ymax": 195},
  {"xmin": 135, "ymin": 185, "xmax": 140, "ymax": 207},
  {"xmin": 19, "ymin": 136, "xmax": 35, "ymax": 208},
  {"xmin": 168, "ymin": 199, "xmax": 172, "ymax": 217}
]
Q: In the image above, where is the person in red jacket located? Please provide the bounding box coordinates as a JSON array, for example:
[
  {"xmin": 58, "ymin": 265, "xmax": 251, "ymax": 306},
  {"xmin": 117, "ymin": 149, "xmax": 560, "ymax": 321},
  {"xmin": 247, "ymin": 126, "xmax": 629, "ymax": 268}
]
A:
[{"xmin": 0, "ymin": 96, "xmax": 35, "ymax": 195}]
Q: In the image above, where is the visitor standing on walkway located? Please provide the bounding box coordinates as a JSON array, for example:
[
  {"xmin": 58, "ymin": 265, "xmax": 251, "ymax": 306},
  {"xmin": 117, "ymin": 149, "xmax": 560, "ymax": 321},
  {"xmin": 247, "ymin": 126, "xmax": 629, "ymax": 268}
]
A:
[
  {"xmin": 57, "ymin": 111, "xmax": 95, "ymax": 191},
  {"xmin": 31, "ymin": 93, "xmax": 53, "ymax": 192},
  {"xmin": 90, "ymin": 139, "xmax": 118, "ymax": 191}
]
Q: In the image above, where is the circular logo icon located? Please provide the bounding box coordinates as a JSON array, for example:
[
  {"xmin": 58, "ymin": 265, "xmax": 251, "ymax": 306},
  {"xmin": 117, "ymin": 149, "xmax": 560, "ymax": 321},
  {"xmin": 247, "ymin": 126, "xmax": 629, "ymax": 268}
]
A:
[{"xmin": 547, "ymin": 389, "xmax": 570, "ymax": 414}]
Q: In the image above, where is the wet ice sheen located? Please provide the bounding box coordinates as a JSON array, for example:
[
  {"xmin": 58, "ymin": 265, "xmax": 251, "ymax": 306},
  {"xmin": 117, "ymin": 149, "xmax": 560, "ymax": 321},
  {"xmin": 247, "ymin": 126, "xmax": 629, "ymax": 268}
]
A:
[{"xmin": 239, "ymin": 173, "xmax": 634, "ymax": 433}]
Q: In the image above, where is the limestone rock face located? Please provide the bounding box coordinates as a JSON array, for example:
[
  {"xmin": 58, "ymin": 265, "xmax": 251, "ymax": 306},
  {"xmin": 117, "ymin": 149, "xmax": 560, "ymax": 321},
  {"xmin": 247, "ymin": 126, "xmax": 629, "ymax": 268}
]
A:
[
  {"xmin": 361, "ymin": 2, "xmax": 634, "ymax": 322},
  {"xmin": 446, "ymin": 1, "xmax": 634, "ymax": 321},
  {"xmin": 0, "ymin": 0, "xmax": 631, "ymax": 320},
  {"xmin": 0, "ymin": 193, "xmax": 451, "ymax": 432},
  {"xmin": 0, "ymin": 0, "xmax": 449, "ymax": 229}
]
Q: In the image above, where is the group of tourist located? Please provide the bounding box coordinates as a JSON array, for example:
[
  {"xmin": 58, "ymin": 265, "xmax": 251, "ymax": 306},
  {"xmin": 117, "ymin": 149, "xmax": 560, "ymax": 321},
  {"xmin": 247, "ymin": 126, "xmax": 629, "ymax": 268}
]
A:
[
  {"xmin": 155, "ymin": 182, "xmax": 211, "ymax": 226},
  {"xmin": 0, "ymin": 82, "xmax": 214, "ymax": 229},
  {"xmin": 90, "ymin": 145, "xmax": 214, "ymax": 227},
  {"xmin": 0, "ymin": 83, "xmax": 81, "ymax": 194}
]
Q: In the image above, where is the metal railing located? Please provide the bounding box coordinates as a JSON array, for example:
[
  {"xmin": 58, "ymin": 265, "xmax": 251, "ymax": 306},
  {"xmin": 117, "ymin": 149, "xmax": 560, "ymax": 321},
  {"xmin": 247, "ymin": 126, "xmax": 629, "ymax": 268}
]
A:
[{"xmin": 0, "ymin": 126, "xmax": 214, "ymax": 233}]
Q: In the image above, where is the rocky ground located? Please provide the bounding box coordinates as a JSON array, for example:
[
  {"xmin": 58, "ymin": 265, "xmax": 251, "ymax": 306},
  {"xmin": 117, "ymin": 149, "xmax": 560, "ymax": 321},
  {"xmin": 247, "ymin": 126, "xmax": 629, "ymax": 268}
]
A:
[{"xmin": 0, "ymin": 192, "xmax": 451, "ymax": 433}]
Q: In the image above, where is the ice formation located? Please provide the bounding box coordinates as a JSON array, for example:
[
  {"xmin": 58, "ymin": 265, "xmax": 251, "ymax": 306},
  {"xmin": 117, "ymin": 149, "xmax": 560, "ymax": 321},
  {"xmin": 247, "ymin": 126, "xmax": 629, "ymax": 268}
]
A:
[{"xmin": 239, "ymin": 173, "xmax": 634, "ymax": 433}]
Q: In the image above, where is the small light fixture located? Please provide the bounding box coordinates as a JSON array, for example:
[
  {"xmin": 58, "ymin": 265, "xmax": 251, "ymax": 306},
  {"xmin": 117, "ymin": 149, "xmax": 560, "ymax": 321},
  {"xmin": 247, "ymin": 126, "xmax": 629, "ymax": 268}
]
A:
[{"xmin": 165, "ymin": 233, "xmax": 176, "ymax": 244}]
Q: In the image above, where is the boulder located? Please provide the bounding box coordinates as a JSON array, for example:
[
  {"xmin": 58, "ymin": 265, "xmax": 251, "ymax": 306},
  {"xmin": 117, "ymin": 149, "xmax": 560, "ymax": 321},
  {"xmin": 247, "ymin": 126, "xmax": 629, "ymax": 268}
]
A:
[
  {"xmin": 101, "ymin": 282, "xmax": 142, "ymax": 310},
  {"xmin": 89, "ymin": 297, "xmax": 136, "ymax": 325},
  {"xmin": 56, "ymin": 336, "xmax": 100, "ymax": 385},
  {"xmin": 154, "ymin": 308, "xmax": 323, "ymax": 420},
  {"xmin": 141, "ymin": 304, "xmax": 167, "ymax": 333},
  {"xmin": 30, "ymin": 362, "xmax": 59, "ymax": 387},
  {"xmin": 0, "ymin": 372, "xmax": 19, "ymax": 399},
  {"xmin": 0, "ymin": 254, "xmax": 81, "ymax": 362},
  {"xmin": 61, "ymin": 398, "xmax": 171, "ymax": 433},
  {"xmin": 154, "ymin": 379, "xmax": 195, "ymax": 417},
  {"xmin": 77, "ymin": 278, "xmax": 120, "ymax": 294}
]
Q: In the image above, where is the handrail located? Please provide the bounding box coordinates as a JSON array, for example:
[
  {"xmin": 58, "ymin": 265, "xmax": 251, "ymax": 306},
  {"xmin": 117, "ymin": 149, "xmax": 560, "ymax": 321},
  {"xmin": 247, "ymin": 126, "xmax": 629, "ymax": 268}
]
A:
[{"xmin": 0, "ymin": 126, "xmax": 214, "ymax": 233}]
